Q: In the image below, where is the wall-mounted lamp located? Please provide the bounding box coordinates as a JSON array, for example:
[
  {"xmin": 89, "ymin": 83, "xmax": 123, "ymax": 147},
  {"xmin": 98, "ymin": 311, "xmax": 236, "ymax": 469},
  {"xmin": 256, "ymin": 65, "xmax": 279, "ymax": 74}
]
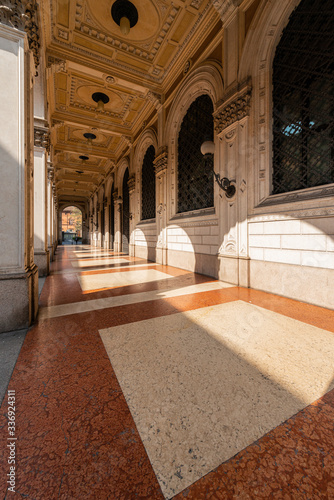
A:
[
  {"xmin": 201, "ymin": 141, "xmax": 236, "ymax": 198},
  {"xmin": 92, "ymin": 92, "xmax": 110, "ymax": 112},
  {"xmin": 83, "ymin": 132, "xmax": 97, "ymax": 145},
  {"xmin": 111, "ymin": 0, "xmax": 138, "ymax": 36}
]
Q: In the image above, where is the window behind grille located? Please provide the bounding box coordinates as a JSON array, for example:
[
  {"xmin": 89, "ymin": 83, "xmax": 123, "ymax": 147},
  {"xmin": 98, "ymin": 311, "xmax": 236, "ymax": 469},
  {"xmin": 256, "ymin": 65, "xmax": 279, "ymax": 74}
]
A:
[{"xmin": 272, "ymin": 0, "xmax": 334, "ymax": 194}]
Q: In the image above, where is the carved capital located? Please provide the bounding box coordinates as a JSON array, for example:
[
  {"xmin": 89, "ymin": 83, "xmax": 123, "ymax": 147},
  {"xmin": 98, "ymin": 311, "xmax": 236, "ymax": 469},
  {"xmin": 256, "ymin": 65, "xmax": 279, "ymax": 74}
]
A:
[
  {"xmin": 154, "ymin": 147, "xmax": 168, "ymax": 177},
  {"xmin": 146, "ymin": 90, "xmax": 163, "ymax": 109},
  {"xmin": 0, "ymin": 1, "xmax": 25, "ymax": 30},
  {"xmin": 25, "ymin": 1, "xmax": 40, "ymax": 71},
  {"xmin": 212, "ymin": 0, "xmax": 242, "ymax": 22},
  {"xmin": 34, "ymin": 127, "xmax": 50, "ymax": 151},
  {"xmin": 127, "ymin": 174, "xmax": 136, "ymax": 194},
  {"xmin": 214, "ymin": 84, "xmax": 252, "ymax": 134},
  {"xmin": 112, "ymin": 189, "xmax": 119, "ymax": 203}
]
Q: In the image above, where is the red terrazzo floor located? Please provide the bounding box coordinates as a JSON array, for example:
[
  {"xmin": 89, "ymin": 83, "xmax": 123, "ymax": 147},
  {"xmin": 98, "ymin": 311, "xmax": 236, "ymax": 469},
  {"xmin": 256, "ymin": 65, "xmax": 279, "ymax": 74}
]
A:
[{"xmin": 1, "ymin": 244, "xmax": 334, "ymax": 499}]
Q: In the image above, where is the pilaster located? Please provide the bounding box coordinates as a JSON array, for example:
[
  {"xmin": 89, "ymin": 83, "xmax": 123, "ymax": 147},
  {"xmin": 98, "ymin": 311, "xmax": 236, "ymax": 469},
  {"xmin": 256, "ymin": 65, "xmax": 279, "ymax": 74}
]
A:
[{"xmin": 154, "ymin": 147, "xmax": 168, "ymax": 265}]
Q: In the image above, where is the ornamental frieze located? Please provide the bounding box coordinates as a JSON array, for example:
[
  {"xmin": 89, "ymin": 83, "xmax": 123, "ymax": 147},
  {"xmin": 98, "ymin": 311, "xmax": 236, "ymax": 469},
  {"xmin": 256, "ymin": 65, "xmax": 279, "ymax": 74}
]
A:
[{"xmin": 214, "ymin": 87, "xmax": 251, "ymax": 134}]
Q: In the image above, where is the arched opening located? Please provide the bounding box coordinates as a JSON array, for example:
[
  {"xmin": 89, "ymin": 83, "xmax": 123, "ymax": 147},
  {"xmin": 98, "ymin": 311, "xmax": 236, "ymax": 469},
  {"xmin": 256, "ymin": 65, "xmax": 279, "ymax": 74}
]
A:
[
  {"xmin": 110, "ymin": 183, "xmax": 115, "ymax": 249},
  {"xmin": 122, "ymin": 169, "xmax": 130, "ymax": 254},
  {"xmin": 177, "ymin": 94, "xmax": 214, "ymax": 213},
  {"xmin": 61, "ymin": 206, "xmax": 82, "ymax": 245},
  {"xmin": 141, "ymin": 145, "xmax": 156, "ymax": 220}
]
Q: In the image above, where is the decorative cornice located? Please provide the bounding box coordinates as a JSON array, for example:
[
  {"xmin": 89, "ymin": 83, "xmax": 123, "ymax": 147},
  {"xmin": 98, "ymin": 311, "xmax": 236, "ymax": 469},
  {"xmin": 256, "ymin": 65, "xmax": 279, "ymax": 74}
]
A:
[
  {"xmin": 127, "ymin": 174, "xmax": 136, "ymax": 194},
  {"xmin": 214, "ymin": 84, "xmax": 252, "ymax": 134},
  {"xmin": 154, "ymin": 147, "xmax": 168, "ymax": 177},
  {"xmin": 34, "ymin": 127, "xmax": 50, "ymax": 151}
]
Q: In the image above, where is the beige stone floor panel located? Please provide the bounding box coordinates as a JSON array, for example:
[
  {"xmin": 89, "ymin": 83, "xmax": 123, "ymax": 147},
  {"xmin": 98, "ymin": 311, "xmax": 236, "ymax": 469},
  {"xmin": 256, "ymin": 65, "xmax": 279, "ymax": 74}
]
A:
[
  {"xmin": 100, "ymin": 301, "xmax": 334, "ymax": 499},
  {"xmin": 78, "ymin": 269, "xmax": 174, "ymax": 291},
  {"xmin": 72, "ymin": 257, "xmax": 130, "ymax": 268}
]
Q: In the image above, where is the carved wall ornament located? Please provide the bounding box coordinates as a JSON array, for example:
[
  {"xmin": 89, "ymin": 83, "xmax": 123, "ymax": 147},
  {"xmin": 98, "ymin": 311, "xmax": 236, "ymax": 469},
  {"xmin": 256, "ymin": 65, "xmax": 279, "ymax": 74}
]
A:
[
  {"xmin": 214, "ymin": 87, "xmax": 252, "ymax": 134},
  {"xmin": 183, "ymin": 59, "xmax": 192, "ymax": 76},
  {"xmin": 34, "ymin": 127, "xmax": 50, "ymax": 151},
  {"xmin": 154, "ymin": 147, "xmax": 168, "ymax": 177}
]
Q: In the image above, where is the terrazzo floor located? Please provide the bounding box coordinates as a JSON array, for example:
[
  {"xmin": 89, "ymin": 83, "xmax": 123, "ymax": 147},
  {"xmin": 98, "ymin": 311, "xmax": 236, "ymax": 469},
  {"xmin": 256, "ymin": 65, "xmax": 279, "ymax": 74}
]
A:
[{"xmin": 1, "ymin": 244, "xmax": 334, "ymax": 499}]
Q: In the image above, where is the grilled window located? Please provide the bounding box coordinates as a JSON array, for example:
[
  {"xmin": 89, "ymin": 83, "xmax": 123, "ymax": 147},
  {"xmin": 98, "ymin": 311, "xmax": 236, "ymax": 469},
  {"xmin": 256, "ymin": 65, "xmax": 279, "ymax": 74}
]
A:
[
  {"xmin": 177, "ymin": 94, "xmax": 214, "ymax": 213},
  {"xmin": 141, "ymin": 145, "xmax": 156, "ymax": 220},
  {"xmin": 272, "ymin": 0, "xmax": 334, "ymax": 194}
]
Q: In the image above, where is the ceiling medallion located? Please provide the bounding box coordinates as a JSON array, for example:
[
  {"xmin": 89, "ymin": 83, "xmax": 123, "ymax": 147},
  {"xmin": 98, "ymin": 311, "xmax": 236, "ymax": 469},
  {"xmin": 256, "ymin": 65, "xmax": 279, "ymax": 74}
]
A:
[
  {"xmin": 92, "ymin": 92, "xmax": 110, "ymax": 111},
  {"xmin": 83, "ymin": 132, "xmax": 97, "ymax": 145},
  {"xmin": 111, "ymin": 0, "xmax": 138, "ymax": 36}
]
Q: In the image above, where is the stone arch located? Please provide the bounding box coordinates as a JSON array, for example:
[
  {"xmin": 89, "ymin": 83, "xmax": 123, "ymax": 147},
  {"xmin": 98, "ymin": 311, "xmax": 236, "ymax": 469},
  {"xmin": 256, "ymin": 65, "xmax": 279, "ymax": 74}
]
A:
[
  {"xmin": 134, "ymin": 128, "xmax": 158, "ymax": 221},
  {"xmin": 165, "ymin": 63, "xmax": 223, "ymax": 218}
]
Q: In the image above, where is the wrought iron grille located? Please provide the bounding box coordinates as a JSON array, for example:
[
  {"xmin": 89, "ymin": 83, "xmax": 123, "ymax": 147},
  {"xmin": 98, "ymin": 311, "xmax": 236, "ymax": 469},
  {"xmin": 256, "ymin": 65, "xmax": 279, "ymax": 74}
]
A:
[
  {"xmin": 272, "ymin": 0, "xmax": 334, "ymax": 194},
  {"xmin": 177, "ymin": 94, "xmax": 214, "ymax": 213},
  {"xmin": 141, "ymin": 145, "xmax": 156, "ymax": 220},
  {"xmin": 122, "ymin": 169, "xmax": 130, "ymax": 254}
]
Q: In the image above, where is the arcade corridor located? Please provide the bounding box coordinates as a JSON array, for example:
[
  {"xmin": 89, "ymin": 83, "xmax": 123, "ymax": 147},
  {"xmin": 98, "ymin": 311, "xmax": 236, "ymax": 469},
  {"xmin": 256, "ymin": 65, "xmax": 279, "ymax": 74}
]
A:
[{"xmin": 1, "ymin": 245, "xmax": 334, "ymax": 498}]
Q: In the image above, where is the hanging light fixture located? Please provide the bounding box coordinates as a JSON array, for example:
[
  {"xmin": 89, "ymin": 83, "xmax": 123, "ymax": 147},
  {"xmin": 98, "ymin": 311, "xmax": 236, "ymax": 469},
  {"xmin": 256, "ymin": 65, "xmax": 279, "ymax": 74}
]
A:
[
  {"xmin": 200, "ymin": 141, "xmax": 236, "ymax": 198},
  {"xmin": 111, "ymin": 0, "xmax": 138, "ymax": 36},
  {"xmin": 83, "ymin": 132, "xmax": 97, "ymax": 145},
  {"xmin": 79, "ymin": 155, "xmax": 89, "ymax": 166},
  {"xmin": 92, "ymin": 92, "xmax": 110, "ymax": 112}
]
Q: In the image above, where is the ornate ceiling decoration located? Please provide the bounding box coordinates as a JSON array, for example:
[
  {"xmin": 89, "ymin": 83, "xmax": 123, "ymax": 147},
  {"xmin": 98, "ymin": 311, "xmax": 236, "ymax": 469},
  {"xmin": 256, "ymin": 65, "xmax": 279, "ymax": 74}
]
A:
[{"xmin": 38, "ymin": 0, "xmax": 221, "ymax": 203}]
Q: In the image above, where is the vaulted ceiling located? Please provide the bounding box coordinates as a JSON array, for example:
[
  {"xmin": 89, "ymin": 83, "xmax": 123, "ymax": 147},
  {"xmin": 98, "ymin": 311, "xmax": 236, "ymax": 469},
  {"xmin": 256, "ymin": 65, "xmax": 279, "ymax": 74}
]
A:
[{"xmin": 39, "ymin": 0, "xmax": 223, "ymax": 204}]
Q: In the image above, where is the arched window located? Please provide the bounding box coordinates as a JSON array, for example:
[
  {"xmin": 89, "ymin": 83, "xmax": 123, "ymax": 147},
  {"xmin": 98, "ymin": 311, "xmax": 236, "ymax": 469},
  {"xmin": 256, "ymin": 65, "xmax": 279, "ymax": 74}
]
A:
[
  {"xmin": 141, "ymin": 145, "xmax": 156, "ymax": 220},
  {"xmin": 272, "ymin": 0, "xmax": 334, "ymax": 194},
  {"xmin": 177, "ymin": 94, "xmax": 214, "ymax": 213},
  {"xmin": 122, "ymin": 169, "xmax": 130, "ymax": 254}
]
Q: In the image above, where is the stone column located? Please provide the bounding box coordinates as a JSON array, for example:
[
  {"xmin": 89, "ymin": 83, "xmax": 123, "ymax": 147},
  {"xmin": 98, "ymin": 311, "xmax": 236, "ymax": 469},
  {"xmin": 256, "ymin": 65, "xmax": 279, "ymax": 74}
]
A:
[
  {"xmin": 154, "ymin": 148, "xmax": 168, "ymax": 265},
  {"xmin": 128, "ymin": 174, "xmax": 136, "ymax": 257},
  {"xmin": 34, "ymin": 126, "xmax": 49, "ymax": 275},
  {"xmin": 0, "ymin": 19, "xmax": 38, "ymax": 332}
]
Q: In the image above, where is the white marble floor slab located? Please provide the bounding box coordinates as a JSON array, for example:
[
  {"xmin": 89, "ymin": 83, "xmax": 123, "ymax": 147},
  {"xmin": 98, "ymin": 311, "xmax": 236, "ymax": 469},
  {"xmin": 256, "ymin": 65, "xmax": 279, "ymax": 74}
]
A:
[
  {"xmin": 72, "ymin": 258, "xmax": 130, "ymax": 268},
  {"xmin": 78, "ymin": 269, "xmax": 174, "ymax": 291},
  {"xmin": 38, "ymin": 281, "xmax": 231, "ymax": 320},
  {"xmin": 51, "ymin": 263, "xmax": 158, "ymax": 275},
  {"xmin": 100, "ymin": 301, "xmax": 334, "ymax": 499}
]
